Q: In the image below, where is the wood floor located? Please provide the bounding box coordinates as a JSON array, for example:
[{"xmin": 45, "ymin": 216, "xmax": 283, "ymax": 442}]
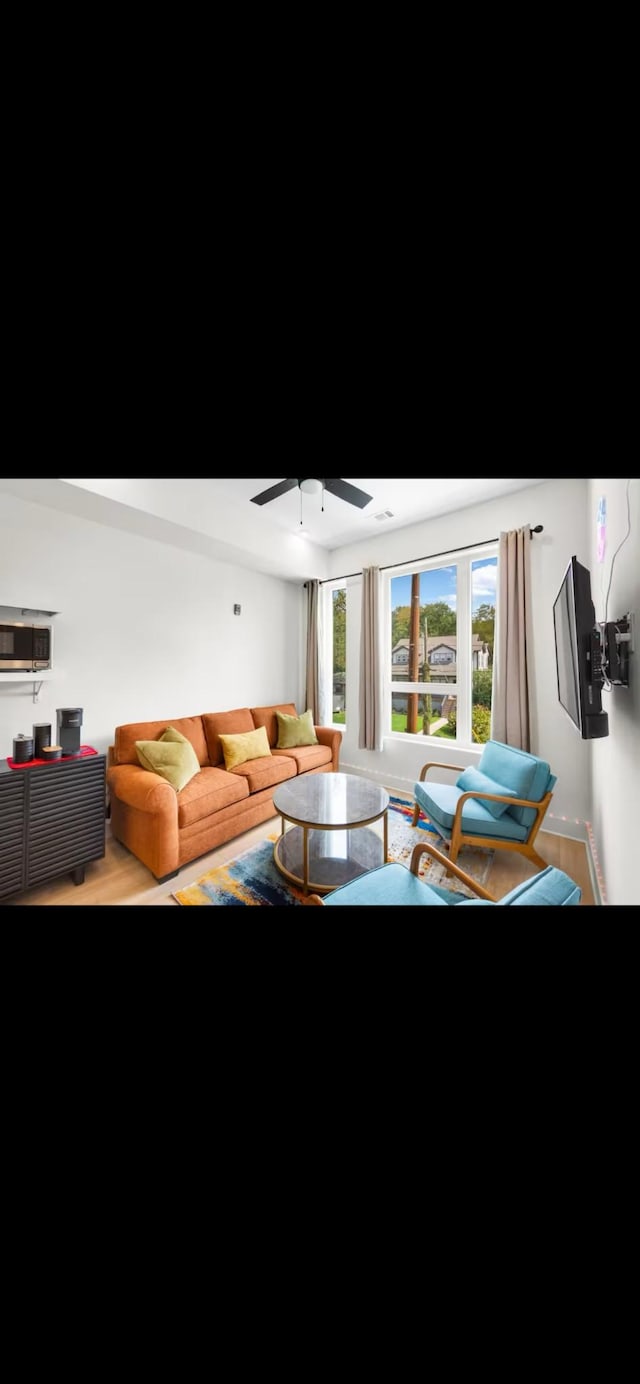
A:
[{"xmin": 6, "ymin": 791, "xmax": 597, "ymax": 906}]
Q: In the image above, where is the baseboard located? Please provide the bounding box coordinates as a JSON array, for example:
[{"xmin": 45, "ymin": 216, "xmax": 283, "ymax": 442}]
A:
[
  {"xmin": 339, "ymin": 762, "xmax": 424, "ymax": 798},
  {"xmin": 584, "ymin": 822, "xmax": 605, "ymax": 906}
]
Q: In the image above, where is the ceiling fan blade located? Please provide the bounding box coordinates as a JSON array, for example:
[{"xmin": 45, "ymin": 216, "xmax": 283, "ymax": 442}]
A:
[
  {"xmin": 250, "ymin": 479, "xmax": 299, "ymax": 505},
  {"xmin": 323, "ymin": 478, "xmax": 373, "ymax": 509}
]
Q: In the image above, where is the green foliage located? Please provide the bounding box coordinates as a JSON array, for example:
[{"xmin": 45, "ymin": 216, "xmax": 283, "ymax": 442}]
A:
[
  {"xmin": 472, "ymin": 669, "xmax": 493, "ymax": 707},
  {"xmin": 472, "ymin": 604, "xmax": 495, "ymax": 662},
  {"xmin": 474, "ymin": 603, "xmax": 494, "ymax": 623},
  {"xmin": 392, "ymin": 605, "xmax": 410, "ymax": 645},
  {"xmin": 392, "ymin": 600, "xmax": 457, "ymax": 648},
  {"xmin": 333, "ymin": 588, "xmax": 346, "ymax": 673},
  {"xmin": 445, "ymin": 702, "xmax": 491, "ymax": 744},
  {"xmin": 471, "ymin": 705, "xmax": 492, "ymax": 743},
  {"xmin": 423, "ymin": 601, "xmax": 456, "ymax": 636}
]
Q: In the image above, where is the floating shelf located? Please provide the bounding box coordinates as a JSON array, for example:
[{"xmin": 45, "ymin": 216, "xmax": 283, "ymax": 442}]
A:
[
  {"xmin": 0, "ymin": 604, "xmax": 59, "ymax": 618},
  {"xmin": 0, "ymin": 670, "xmax": 55, "ymax": 703}
]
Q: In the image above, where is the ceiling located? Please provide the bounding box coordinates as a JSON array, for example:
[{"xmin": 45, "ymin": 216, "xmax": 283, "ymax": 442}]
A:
[
  {"xmin": 0, "ymin": 476, "xmax": 552, "ymax": 583},
  {"xmin": 206, "ymin": 477, "xmax": 550, "ymax": 550}
]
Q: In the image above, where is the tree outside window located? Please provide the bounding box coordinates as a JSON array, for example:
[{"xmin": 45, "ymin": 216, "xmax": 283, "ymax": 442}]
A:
[{"xmin": 332, "ymin": 587, "xmax": 346, "ymax": 725}]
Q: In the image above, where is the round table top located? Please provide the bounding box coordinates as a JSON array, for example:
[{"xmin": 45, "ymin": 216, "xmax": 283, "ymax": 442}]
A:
[{"xmin": 273, "ymin": 771, "xmax": 389, "ymax": 829}]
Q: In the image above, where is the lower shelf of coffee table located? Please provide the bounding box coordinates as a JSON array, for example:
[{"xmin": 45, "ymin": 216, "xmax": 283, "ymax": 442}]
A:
[{"xmin": 274, "ymin": 824, "xmax": 385, "ymax": 894}]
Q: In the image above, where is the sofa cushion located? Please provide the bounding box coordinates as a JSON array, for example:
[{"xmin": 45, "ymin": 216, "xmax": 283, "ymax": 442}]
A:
[
  {"xmin": 135, "ymin": 726, "xmax": 201, "ymax": 792},
  {"xmin": 456, "ymin": 765, "xmax": 517, "ymax": 820},
  {"xmin": 203, "ymin": 709, "xmax": 254, "ymax": 766},
  {"xmin": 229, "ymin": 754, "xmax": 297, "ymax": 794},
  {"xmin": 251, "ymin": 703, "xmax": 298, "ymax": 748},
  {"xmin": 177, "ymin": 766, "xmax": 249, "ymax": 830},
  {"xmin": 273, "ymin": 743, "xmax": 332, "ymax": 773},
  {"xmin": 276, "ymin": 708, "xmax": 319, "ymax": 748},
  {"xmin": 219, "ymin": 725, "xmax": 272, "ymax": 770},
  {"xmin": 114, "ymin": 715, "xmax": 209, "ymax": 767}
]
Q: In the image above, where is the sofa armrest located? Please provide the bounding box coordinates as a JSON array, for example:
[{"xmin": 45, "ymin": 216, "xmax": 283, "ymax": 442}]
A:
[
  {"xmin": 314, "ymin": 726, "xmax": 341, "ymax": 772},
  {"xmin": 107, "ymin": 763, "xmax": 178, "ymax": 819},
  {"xmin": 107, "ymin": 763, "xmax": 179, "ymax": 880}
]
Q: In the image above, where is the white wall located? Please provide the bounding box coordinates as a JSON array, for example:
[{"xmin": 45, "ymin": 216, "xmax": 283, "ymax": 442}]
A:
[
  {"xmin": 587, "ymin": 479, "xmax": 639, "ymax": 906},
  {"xmin": 330, "ymin": 478, "xmax": 593, "ymax": 834},
  {"xmin": 0, "ymin": 493, "xmax": 305, "ymax": 759}
]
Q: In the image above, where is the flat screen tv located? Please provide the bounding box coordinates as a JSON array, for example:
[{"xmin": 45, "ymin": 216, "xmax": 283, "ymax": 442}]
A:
[{"xmin": 553, "ymin": 556, "xmax": 609, "ymax": 739}]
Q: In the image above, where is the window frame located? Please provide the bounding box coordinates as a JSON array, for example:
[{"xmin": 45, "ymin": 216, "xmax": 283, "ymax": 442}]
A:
[
  {"xmin": 322, "ymin": 578, "xmax": 347, "ymax": 731},
  {"xmin": 384, "ymin": 544, "xmax": 498, "ymax": 749}
]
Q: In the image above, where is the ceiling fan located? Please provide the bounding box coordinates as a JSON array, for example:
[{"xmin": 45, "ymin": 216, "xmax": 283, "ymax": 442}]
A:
[{"xmin": 250, "ymin": 478, "xmax": 373, "ymax": 509}]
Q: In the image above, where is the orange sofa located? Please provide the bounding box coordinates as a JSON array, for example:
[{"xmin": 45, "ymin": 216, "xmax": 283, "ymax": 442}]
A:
[{"xmin": 107, "ymin": 703, "xmax": 341, "ymax": 883}]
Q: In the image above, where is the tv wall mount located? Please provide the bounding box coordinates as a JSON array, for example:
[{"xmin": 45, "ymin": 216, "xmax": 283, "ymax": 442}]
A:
[{"xmin": 593, "ymin": 612, "xmax": 634, "ymax": 687}]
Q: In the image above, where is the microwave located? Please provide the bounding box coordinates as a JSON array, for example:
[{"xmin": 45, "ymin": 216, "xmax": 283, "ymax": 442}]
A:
[{"xmin": 0, "ymin": 621, "xmax": 52, "ymax": 671}]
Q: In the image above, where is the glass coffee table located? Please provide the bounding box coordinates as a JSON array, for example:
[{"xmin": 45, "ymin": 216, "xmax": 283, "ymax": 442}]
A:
[{"xmin": 273, "ymin": 772, "xmax": 389, "ymax": 895}]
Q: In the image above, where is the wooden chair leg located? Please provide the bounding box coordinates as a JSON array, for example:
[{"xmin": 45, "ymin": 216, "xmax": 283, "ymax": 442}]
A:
[
  {"xmin": 449, "ymin": 823, "xmax": 462, "ymax": 862},
  {"xmin": 525, "ymin": 844, "xmax": 548, "ymax": 870}
]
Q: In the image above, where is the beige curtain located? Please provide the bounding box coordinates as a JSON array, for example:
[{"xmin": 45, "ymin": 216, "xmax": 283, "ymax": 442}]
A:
[
  {"xmin": 305, "ymin": 580, "xmax": 319, "ymax": 722},
  {"xmin": 359, "ymin": 566, "xmax": 383, "ymax": 751},
  {"xmin": 492, "ymin": 527, "xmax": 533, "ymax": 750}
]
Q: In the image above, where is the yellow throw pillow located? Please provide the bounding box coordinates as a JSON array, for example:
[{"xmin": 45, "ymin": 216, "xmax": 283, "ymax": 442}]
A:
[
  {"xmin": 218, "ymin": 725, "xmax": 272, "ymax": 770},
  {"xmin": 135, "ymin": 725, "xmax": 201, "ymax": 792},
  {"xmin": 276, "ymin": 708, "xmax": 319, "ymax": 749}
]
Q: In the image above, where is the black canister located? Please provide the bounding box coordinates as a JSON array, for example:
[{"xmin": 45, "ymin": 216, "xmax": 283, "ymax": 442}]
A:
[
  {"xmin": 13, "ymin": 734, "xmax": 34, "ymax": 763},
  {"xmin": 33, "ymin": 723, "xmax": 52, "ymax": 759}
]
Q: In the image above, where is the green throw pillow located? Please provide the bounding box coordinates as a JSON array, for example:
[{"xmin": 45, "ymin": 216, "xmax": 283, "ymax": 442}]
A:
[
  {"xmin": 135, "ymin": 725, "xmax": 201, "ymax": 792},
  {"xmin": 276, "ymin": 708, "xmax": 319, "ymax": 749},
  {"xmin": 218, "ymin": 725, "xmax": 272, "ymax": 770}
]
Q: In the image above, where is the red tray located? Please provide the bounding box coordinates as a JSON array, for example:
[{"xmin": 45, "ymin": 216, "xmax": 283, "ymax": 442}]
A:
[{"xmin": 6, "ymin": 744, "xmax": 98, "ymax": 770}]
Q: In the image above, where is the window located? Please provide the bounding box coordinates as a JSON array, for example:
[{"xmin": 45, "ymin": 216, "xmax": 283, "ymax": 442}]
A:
[
  {"xmin": 387, "ymin": 549, "xmax": 497, "ymax": 745},
  {"xmin": 331, "ymin": 584, "xmax": 346, "ymax": 726}
]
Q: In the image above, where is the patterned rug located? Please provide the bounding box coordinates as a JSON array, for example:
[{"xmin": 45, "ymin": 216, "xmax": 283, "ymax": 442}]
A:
[{"xmin": 172, "ymin": 794, "xmax": 493, "ymax": 905}]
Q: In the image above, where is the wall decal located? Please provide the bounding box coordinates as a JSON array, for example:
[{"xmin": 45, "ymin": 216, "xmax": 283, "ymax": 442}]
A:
[{"xmin": 597, "ymin": 495, "xmax": 607, "ymax": 563}]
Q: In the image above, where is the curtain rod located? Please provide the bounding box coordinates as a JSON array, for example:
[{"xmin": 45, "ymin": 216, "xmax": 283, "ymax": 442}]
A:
[{"xmin": 311, "ymin": 524, "xmax": 544, "ymax": 586}]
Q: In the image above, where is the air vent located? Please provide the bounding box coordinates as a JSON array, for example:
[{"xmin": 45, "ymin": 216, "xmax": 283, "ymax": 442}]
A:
[{"xmin": 375, "ymin": 510, "xmax": 394, "ymax": 521}]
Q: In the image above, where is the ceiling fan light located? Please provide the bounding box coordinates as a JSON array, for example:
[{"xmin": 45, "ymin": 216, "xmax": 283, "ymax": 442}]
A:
[{"xmin": 299, "ymin": 478, "xmax": 322, "ymax": 496}]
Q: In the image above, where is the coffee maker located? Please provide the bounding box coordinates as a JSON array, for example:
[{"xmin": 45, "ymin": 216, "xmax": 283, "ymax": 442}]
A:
[{"xmin": 56, "ymin": 707, "xmax": 83, "ymax": 757}]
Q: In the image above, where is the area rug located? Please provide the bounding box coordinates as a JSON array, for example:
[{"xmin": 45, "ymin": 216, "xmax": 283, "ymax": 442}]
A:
[{"xmin": 172, "ymin": 795, "xmax": 493, "ymax": 905}]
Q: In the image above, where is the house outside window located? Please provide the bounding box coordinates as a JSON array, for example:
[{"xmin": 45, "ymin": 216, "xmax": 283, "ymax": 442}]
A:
[{"xmin": 387, "ymin": 551, "xmax": 497, "ymax": 745}]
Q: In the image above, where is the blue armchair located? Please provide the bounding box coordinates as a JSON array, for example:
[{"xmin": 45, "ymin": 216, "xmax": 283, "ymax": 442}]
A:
[
  {"xmin": 307, "ymin": 838, "xmax": 580, "ymax": 907},
  {"xmin": 410, "ymin": 739, "xmax": 556, "ymax": 871}
]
